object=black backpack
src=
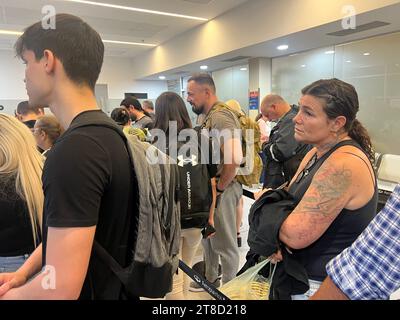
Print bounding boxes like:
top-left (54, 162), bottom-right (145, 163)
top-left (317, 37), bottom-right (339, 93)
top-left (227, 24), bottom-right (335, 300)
top-left (171, 129), bottom-right (216, 229)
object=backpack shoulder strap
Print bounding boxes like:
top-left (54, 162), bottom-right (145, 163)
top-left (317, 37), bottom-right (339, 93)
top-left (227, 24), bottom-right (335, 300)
top-left (67, 111), bottom-right (127, 142)
top-left (201, 102), bottom-right (239, 129)
top-left (67, 111), bottom-right (135, 172)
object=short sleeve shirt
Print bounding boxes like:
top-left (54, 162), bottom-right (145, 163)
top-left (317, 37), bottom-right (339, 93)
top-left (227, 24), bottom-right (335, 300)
top-left (202, 102), bottom-right (241, 175)
top-left (42, 110), bottom-right (137, 300)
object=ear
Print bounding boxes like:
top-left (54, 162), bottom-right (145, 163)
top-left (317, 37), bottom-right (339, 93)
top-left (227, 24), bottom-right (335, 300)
top-left (43, 49), bottom-right (56, 73)
top-left (331, 115), bottom-right (347, 133)
top-left (204, 86), bottom-right (212, 97)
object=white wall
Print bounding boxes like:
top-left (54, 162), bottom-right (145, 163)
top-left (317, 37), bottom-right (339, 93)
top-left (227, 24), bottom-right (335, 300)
top-left (0, 51), bottom-right (167, 115)
top-left (98, 56), bottom-right (167, 99)
top-left (212, 65), bottom-right (249, 112)
top-left (0, 50), bottom-right (27, 114)
top-left (0, 51), bottom-right (26, 99)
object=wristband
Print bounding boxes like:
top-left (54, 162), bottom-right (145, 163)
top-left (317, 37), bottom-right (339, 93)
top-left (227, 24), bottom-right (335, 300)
top-left (216, 185), bottom-right (225, 193)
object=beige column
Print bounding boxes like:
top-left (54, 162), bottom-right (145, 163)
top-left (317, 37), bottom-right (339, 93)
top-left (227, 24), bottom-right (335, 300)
top-left (248, 58), bottom-right (272, 120)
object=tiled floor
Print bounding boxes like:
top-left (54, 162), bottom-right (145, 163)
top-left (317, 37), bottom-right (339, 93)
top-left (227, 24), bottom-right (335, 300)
top-left (186, 195), bottom-right (254, 300)
top-left (141, 195), bottom-right (255, 301)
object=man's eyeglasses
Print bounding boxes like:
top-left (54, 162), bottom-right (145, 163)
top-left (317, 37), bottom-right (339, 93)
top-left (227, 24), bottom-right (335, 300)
top-left (295, 153), bottom-right (318, 183)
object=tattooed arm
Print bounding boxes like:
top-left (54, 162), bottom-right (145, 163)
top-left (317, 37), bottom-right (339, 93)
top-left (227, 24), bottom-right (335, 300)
top-left (279, 152), bottom-right (357, 250)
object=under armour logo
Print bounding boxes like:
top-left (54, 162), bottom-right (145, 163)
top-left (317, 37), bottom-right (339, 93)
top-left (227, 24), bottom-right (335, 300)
top-left (177, 155), bottom-right (198, 167)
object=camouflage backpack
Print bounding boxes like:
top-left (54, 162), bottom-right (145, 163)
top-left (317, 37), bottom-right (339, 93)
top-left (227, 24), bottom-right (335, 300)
top-left (203, 102), bottom-right (263, 187)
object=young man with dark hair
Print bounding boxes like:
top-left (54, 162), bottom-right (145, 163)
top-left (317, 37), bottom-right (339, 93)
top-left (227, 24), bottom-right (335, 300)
top-left (0, 14), bottom-right (137, 300)
top-left (15, 101), bottom-right (44, 129)
top-left (120, 97), bottom-right (153, 130)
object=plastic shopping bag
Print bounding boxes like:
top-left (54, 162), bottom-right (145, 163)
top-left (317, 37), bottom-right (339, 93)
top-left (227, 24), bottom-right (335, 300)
top-left (219, 258), bottom-right (277, 300)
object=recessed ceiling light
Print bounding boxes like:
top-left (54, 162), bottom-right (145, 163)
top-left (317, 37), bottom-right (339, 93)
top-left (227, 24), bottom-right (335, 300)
top-left (301, 64), bottom-right (306, 68)
top-left (159, 76), bottom-right (166, 80)
top-left (103, 40), bottom-right (156, 47)
top-left (200, 65), bottom-right (208, 70)
top-left (240, 67), bottom-right (247, 71)
top-left (277, 45), bottom-right (289, 51)
top-left (64, 0), bottom-right (208, 21)
top-left (363, 52), bottom-right (371, 56)
top-left (325, 50), bottom-right (335, 54)
top-left (346, 60), bottom-right (352, 63)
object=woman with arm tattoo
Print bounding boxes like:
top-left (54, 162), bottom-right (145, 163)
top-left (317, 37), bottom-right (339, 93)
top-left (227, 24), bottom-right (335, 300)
top-left (275, 79), bottom-right (377, 299)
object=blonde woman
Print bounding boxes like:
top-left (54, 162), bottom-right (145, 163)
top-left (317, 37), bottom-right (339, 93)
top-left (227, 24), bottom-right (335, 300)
top-left (225, 99), bottom-right (245, 115)
top-left (33, 115), bottom-right (63, 157)
top-left (0, 114), bottom-right (43, 273)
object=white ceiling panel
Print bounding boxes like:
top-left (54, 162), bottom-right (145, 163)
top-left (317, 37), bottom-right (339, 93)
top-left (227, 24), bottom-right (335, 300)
top-left (0, 0), bottom-right (249, 57)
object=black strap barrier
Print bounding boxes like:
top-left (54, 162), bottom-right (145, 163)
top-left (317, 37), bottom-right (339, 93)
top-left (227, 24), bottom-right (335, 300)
top-left (242, 188), bottom-right (255, 199)
top-left (178, 260), bottom-right (229, 300)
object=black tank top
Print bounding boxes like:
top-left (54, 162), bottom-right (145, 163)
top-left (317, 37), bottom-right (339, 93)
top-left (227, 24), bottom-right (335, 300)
top-left (0, 174), bottom-right (36, 256)
top-left (288, 140), bottom-right (378, 281)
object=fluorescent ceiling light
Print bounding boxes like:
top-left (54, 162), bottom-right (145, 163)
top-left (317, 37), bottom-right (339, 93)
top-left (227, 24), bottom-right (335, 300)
top-left (200, 65), bottom-right (208, 70)
top-left (0, 29), bottom-right (157, 47)
top-left (102, 40), bottom-right (156, 47)
top-left (0, 30), bottom-right (23, 35)
top-left (277, 45), bottom-right (289, 51)
top-left (159, 76), bottom-right (166, 80)
top-left (363, 52), bottom-right (371, 56)
top-left (64, 0), bottom-right (208, 21)
top-left (240, 67), bottom-right (247, 71)
top-left (325, 50), bottom-right (335, 54)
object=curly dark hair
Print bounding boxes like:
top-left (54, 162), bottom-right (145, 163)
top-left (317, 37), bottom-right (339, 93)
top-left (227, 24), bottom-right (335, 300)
top-left (111, 107), bottom-right (130, 126)
top-left (302, 78), bottom-right (374, 165)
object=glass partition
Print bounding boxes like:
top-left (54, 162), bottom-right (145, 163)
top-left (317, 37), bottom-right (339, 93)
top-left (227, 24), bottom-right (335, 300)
top-left (272, 32), bottom-right (400, 154)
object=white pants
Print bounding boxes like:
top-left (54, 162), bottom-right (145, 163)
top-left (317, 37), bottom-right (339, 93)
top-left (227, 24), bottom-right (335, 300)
top-left (165, 228), bottom-right (202, 300)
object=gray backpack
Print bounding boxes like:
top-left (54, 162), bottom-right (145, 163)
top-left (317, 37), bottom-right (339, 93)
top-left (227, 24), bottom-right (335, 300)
top-left (70, 112), bottom-right (181, 298)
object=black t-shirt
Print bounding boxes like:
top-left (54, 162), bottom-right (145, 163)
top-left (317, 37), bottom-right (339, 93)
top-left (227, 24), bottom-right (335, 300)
top-left (42, 110), bottom-right (138, 299)
top-left (0, 174), bottom-right (36, 256)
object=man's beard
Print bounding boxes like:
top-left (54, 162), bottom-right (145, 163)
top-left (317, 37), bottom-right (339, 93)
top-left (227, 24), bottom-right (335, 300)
top-left (191, 104), bottom-right (204, 115)
top-left (130, 114), bottom-right (137, 122)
